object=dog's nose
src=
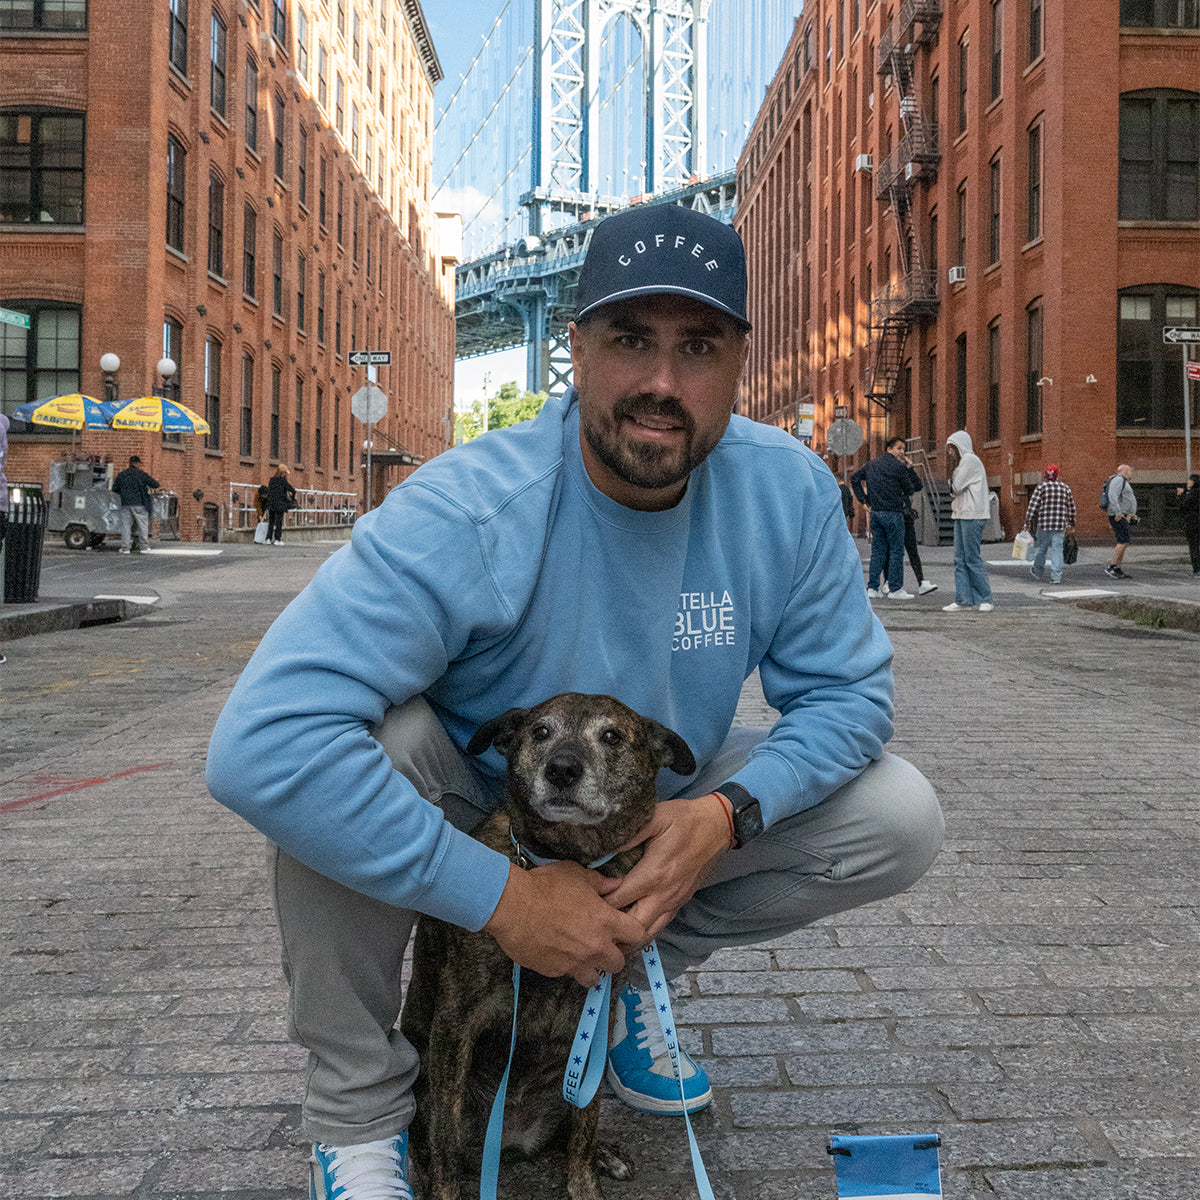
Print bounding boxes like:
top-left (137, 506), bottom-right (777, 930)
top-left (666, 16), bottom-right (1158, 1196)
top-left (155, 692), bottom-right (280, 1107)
top-left (544, 755), bottom-right (582, 789)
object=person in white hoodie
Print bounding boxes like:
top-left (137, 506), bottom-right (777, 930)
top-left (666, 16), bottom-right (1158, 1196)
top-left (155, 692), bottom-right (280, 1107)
top-left (942, 430), bottom-right (995, 611)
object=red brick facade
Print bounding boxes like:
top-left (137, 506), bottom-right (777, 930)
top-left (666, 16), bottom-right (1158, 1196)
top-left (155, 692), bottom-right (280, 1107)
top-left (1, 0), bottom-right (455, 540)
top-left (735, 0), bottom-right (1200, 538)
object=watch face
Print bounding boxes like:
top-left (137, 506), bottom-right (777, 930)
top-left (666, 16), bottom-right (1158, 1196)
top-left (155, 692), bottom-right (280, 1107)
top-left (735, 800), bottom-right (764, 844)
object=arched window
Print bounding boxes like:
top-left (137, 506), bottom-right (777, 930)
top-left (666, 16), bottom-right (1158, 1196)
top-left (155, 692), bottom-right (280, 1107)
top-left (1119, 89), bottom-right (1199, 221)
top-left (1118, 285), bottom-right (1200, 429)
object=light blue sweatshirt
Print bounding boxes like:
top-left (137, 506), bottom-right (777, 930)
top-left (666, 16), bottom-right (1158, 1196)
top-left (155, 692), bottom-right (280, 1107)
top-left (206, 391), bottom-right (895, 932)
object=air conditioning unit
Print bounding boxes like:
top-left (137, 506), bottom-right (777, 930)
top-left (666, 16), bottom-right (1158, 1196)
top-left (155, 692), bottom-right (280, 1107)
top-left (904, 162), bottom-right (919, 181)
top-left (948, 265), bottom-right (967, 284)
top-left (855, 154), bottom-right (873, 172)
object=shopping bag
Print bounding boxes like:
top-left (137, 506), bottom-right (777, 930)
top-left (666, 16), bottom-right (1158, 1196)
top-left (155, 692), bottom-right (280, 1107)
top-left (1011, 530), bottom-right (1034, 560)
top-left (253, 520), bottom-right (269, 544)
top-left (1063, 532), bottom-right (1079, 565)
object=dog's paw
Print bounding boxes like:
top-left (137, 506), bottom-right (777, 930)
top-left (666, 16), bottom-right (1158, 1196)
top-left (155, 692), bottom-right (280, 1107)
top-left (595, 1141), bottom-right (633, 1181)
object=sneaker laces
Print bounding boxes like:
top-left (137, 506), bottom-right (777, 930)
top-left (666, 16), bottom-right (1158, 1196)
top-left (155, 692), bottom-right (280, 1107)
top-left (630, 987), bottom-right (670, 1059)
top-left (317, 1139), bottom-right (414, 1200)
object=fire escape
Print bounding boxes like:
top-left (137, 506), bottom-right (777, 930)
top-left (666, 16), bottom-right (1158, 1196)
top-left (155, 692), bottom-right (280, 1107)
top-left (865, 0), bottom-right (943, 409)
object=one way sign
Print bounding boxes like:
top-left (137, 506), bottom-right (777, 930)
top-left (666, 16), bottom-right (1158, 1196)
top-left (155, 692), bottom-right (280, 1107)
top-left (1163, 327), bottom-right (1200, 344)
top-left (349, 349), bottom-right (391, 365)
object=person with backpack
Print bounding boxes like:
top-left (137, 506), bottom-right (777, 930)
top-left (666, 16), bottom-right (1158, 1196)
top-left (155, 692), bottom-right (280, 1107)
top-left (1102, 465), bottom-right (1137, 579)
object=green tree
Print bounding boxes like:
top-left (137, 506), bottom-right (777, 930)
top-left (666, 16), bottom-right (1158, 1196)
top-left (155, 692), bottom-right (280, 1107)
top-left (455, 381), bottom-right (549, 443)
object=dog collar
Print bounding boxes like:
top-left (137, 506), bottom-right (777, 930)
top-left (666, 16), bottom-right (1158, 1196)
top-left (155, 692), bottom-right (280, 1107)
top-left (509, 830), bottom-right (618, 872)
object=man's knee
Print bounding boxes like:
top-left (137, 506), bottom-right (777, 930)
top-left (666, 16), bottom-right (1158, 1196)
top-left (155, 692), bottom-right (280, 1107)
top-left (850, 753), bottom-right (944, 890)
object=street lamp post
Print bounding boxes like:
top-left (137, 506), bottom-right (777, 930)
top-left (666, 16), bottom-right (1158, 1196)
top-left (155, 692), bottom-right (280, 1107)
top-left (100, 353), bottom-right (120, 403)
top-left (157, 357), bottom-right (177, 398)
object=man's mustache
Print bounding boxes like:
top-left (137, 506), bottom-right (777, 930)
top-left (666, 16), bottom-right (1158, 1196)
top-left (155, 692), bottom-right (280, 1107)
top-left (613, 396), bottom-right (693, 433)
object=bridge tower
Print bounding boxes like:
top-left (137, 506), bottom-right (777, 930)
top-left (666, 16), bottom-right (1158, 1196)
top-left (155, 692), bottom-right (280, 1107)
top-left (513, 0), bottom-right (714, 390)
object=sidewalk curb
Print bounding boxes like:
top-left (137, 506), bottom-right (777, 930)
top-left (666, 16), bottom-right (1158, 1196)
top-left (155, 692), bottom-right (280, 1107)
top-left (0, 596), bottom-right (157, 641)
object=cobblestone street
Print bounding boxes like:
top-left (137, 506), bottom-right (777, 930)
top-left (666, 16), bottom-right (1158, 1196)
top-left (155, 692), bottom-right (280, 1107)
top-left (2, 539), bottom-right (1197, 1199)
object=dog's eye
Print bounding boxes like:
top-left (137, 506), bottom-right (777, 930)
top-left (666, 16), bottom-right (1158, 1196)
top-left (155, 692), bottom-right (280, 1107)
top-left (530, 724), bottom-right (551, 742)
top-left (600, 728), bottom-right (624, 747)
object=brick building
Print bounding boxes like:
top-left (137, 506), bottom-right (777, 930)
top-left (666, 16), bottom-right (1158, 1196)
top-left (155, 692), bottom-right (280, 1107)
top-left (735, 0), bottom-right (1200, 539)
top-left (1, 0), bottom-right (456, 541)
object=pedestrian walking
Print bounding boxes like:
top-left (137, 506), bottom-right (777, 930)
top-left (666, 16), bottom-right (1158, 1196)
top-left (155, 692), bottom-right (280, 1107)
top-left (941, 430), bottom-right (995, 612)
top-left (850, 437), bottom-right (922, 600)
top-left (111, 455), bottom-right (159, 554)
top-left (264, 465), bottom-right (296, 545)
top-left (880, 451), bottom-right (938, 596)
top-left (1021, 464), bottom-right (1076, 585)
top-left (207, 204), bottom-right (944, 1200)
top-left (1104, 465), bottom-right (1138, 580)
top-left (1177, 473), bottom-right (1200, 576)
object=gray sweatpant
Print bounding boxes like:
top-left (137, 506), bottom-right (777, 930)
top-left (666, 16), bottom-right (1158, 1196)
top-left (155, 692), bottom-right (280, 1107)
top-left (272, 697), bottom-right (944, 1145)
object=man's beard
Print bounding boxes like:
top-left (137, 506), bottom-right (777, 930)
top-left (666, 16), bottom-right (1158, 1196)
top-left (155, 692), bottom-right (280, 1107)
top-left (581, 396), bottom-right (724, 493)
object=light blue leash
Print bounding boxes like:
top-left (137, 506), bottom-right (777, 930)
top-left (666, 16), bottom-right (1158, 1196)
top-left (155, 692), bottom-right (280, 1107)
top-left (480, 939), bottom-right (714, 1200)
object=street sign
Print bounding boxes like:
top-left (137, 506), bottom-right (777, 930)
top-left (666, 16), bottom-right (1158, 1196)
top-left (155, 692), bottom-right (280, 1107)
top-left (0, 307), bottom-right (31, 330)
top-left (348, 349), bottom-right (392, 366)
top-left (351, 384), bottom-right (388, 424)
top-left (827, 417), bottom-right (864, 456)
top-left (1187, 361), bottom-right (1200, 383)
top-left (1163, 327), bottom-right (1200, 344)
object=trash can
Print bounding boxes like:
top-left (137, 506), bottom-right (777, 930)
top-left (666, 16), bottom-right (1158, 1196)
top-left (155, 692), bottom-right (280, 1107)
top-left (3, 482), bottom-right (50, 603)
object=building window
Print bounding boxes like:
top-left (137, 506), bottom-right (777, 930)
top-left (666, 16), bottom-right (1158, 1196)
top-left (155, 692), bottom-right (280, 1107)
top-left (243, 203), bottom-right (257, 298)
top-left (928, 209), bottom-right (939, 276)
top-left (240, 353), bottom-right (254, 456)
top-left (271, 0), bottom-right (285, 44)
top-left (273, 91), bottom-right (286, 179)
top-left (957, 34), bottom-right (969, 134)
top-left (297, 252), bottom-right (306, 330)
top-left (1028, 0), bottom-right (1043, 60)
top-left (351, 101), bottom-right (359, 160)
top-left (1119, 90), bottom-right (1199, 222)
top-left (955, 182), bottom-right (967, 266)
top-left (988, 157), bottom-right (1001, 264)
top-left (166, 134), bottom-right (186, 252)
top-left (1025, 300), bottom-right (1043, 434)
top-left (334, 395), bottom-right (341, 471)
top-left (0, 0), bottom-right (87, 30)
top-left (210, 13), bottom-right (227, 116)
top-left (294, 376), bottom-right (304, 464)
top-left (317, 41), bottom-right (328, 109)
top-left (270, 364), bottom-right (281, 459)
top-left (352, 199), bottom-right (359, 262)
top-left (335, 287), bottom-right (343, 354)
top-left (0, 110), bottom-right (85, 225)
top-left (298, 124), bottom-right (308, 205)
top-left (245, 56), bottom-right (259, 151)
top-left (336, 178), bottom-right (344, 244)
top-left (272, 227), bottom-right (284, 317)
top-left (1027, 121), bottom-right (1042, 241)
top-left (317, 269), bottom-right (326, 342)
top-left (0, 301), bottom-right (80, 417)
top-left (161, 316), bottom-right (183, 443)
top-left (335, 73), bottom-right (345, 135)
top-left (315, 384), bottom-right (323, 467)
top-left (207, 171), bottom-right (224, 276)
top-left (204, 335), bottom-right (221, 450)
top-left (990, 0), bottom-right (1002, 102)
top-left (1120, 0), bottom-right (1199, 27)
top-left (1118, 286), bottom-right (1200, 428)
top-left (319, 154), bottom-right (327, 226)
top-left (955, 333), bottom-right (968, 429)
top-left (352, 7), bottom-right (360, 61)
top-left (987, 320), bottom-right (1001, 441)
top-left (297, 7), bottom-right (309, 79)
top-left (824, 17), bottom-right (832, 83)
top-left (803, 22), bottom-right (814, 73)
top-left (169, 0), bottom-right (187, 75)
top-left (336, 0), bottom-right (344, 39)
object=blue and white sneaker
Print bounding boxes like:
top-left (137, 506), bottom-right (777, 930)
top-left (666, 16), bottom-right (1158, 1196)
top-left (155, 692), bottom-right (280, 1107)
top-left (606, 981), bottom-right (713, 1114)
top-left (310, 1129), bottom-right (416, 1200)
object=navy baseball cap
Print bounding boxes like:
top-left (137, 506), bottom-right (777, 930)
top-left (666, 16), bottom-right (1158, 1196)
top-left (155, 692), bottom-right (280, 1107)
top-left (575, 204), bottom-right (751, 330)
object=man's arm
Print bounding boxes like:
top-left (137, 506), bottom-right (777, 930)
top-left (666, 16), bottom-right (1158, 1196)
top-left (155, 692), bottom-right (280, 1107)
top-left (849, 462), bottom-right (870, 506)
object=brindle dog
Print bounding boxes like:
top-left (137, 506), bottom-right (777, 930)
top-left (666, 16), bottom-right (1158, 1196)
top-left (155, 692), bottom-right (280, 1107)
top-left (400, 692), bottom-right (696, 1200)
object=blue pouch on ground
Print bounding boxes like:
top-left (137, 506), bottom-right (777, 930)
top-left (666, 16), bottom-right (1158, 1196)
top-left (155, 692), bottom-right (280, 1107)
top-left (827, 1133), bottom-right (943, 1197)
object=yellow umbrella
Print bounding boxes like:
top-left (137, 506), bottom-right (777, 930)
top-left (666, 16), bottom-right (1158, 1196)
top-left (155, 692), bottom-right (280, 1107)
top-left (13, 393), bottom-right (112, 430)
top-left (106, 396), bottom-right (210, 434)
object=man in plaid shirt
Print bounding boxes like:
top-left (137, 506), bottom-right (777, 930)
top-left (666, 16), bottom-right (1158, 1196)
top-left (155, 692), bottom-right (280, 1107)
top-left (1022, 465), bottom-right (1076, 584)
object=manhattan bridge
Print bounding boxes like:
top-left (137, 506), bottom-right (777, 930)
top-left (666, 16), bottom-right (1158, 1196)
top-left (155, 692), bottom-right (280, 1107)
top-left (435, 0), bottom-right (803, 394)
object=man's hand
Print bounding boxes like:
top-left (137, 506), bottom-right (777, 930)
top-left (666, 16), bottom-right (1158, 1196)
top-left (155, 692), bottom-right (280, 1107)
top-left (483, 859), bottom-right (649, 987)
top-left (600, 794), bottom-right (733, 941)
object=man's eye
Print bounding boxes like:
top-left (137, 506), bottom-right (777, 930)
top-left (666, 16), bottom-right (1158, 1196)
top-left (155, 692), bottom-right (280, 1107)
top-left (615, 334), bottom-right (647, 350)
top-left (531, 724), bottom-right (551, 742)
top-left (683, 340), bottom-right (715, 356)
top-left (600, 728), bottom-right (623, 746)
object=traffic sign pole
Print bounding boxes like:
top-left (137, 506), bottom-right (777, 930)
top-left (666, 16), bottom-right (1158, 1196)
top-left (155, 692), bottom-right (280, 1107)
top-left (1185, 347), bottom-right (1193, 478)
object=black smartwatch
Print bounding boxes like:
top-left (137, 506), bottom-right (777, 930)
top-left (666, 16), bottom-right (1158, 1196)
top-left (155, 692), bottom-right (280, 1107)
top-left (719, 781), bottom-right (764, 848)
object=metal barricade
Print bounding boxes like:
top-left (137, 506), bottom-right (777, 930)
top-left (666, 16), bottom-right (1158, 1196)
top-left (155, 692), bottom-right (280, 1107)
top-left (227, 482), bottom-right (357, 532)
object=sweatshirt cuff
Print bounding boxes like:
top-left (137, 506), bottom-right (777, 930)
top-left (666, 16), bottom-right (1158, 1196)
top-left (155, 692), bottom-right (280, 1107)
top-left (727, 750), bottom-right (809, 829)
top-left (418, 826), bottom-right (512, 932)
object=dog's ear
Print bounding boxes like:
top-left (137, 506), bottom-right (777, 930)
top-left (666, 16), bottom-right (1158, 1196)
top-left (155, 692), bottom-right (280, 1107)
top-left (466, 708), bottom-right (527, 759)
top-left (645, 720), bottom-right (696, 776)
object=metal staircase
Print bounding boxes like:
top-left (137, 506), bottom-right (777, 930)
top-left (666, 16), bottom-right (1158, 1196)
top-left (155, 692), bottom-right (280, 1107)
top-left (905, 439), bottom-right (953, 545)
top-left (865, 0), bottom-right (943, 409)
